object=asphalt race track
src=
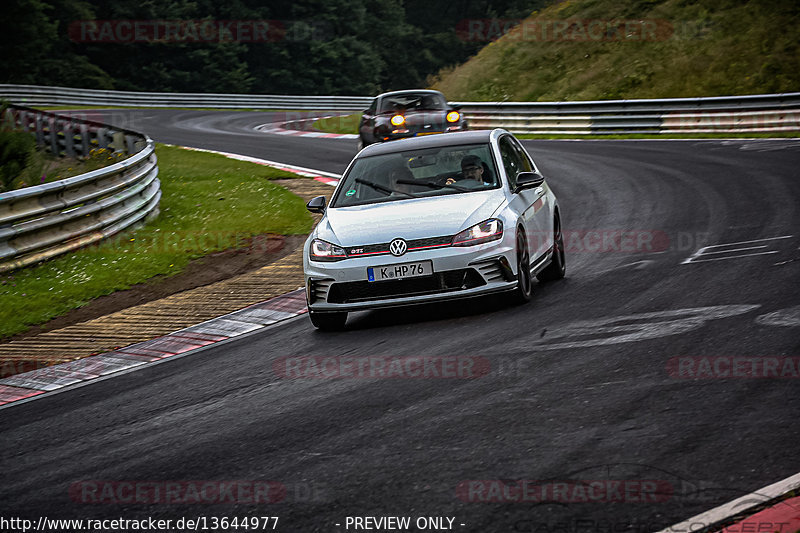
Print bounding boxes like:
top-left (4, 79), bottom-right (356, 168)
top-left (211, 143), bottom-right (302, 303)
top-left (1, 110), bottom-right (799, 532)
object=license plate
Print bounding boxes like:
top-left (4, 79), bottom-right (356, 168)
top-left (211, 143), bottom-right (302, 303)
top-left (416, 131), bottom-right (442, 136)
top-left (367, 260), bottom-right (433, 282)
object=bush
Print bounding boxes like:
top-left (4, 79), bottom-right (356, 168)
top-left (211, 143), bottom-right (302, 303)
top-left (0, 128), bottom-right (35, 193)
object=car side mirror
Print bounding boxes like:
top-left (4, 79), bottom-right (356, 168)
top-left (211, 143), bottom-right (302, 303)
top-left (449, 103), bottom-right (462, 110)
top-left (514, 171), bottom-right (545, 193)
top-left (306, 195), bottom-right (327, 213)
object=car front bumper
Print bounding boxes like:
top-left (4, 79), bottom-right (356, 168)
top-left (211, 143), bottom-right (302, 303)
top-left (380, 124), bottom-right (467, 142)
top-left (304, 239), bottom-right (518, 312)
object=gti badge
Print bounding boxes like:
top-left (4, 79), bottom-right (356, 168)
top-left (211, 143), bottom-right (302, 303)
top-left (389, 238), bottom-right (408, 256)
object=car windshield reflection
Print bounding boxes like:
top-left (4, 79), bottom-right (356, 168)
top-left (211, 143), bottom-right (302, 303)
top-left (331, 143), bottom-right (500, 208)
top-left (378, 93), bottom-right (447, 113)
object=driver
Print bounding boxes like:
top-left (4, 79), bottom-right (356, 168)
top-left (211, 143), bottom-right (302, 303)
top-left (446, 155), bottom-right (484, 185)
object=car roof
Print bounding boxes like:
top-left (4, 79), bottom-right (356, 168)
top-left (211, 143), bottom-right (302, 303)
top-left (375, 89), bottom-right (444, 100)
top-left (356, 130), bottom-right (504, 158)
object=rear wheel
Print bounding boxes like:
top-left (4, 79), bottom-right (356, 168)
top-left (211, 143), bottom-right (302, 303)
top-left (309, 310), bottom-right (348, 331)
top-left (511, 229), bottom-right (533, 303)
top-left (537, 213), bottom-right (566, 282)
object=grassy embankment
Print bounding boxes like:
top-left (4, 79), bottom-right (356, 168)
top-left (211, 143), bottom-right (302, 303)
top-left (313, 0), bottom-right (799, 137)
top-left (431, 0), bottom-right (799, 101)
top-left (0, 145), bottom-right (311, 338)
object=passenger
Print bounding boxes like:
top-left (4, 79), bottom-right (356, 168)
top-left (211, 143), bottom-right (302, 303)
top-left (382, 160), bottom-right (415, 195)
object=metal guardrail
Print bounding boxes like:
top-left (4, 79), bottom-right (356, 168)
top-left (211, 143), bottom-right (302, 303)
top-left (0, 84), bottom-right (372, 111)
top-left (2, 84), bottom-right (799, 135)
top-left (0, 104), bottom-right (160, 273)
top-left (456, 93), bottom-right (800, 134)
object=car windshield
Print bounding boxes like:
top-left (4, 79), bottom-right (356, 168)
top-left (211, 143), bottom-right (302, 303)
top-left (331, 143), bottom-right (500, 208)
top-left (378, 93), bottom-right (447, 113)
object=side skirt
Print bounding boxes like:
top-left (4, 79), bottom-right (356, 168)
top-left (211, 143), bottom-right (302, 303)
top-left (529, 247), bottom-right (554, 276)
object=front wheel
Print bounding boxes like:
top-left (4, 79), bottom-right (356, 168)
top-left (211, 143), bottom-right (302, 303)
top-left (309, 310), bottom-right (348, 331)
top-left (537, 213), bottom-right (566, 282)
top-left (511, 229), bottom-right (533, 304)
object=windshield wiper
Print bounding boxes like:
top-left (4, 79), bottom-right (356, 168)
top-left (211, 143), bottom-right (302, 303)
top-left (355, 178), bottom-right (418, 198)
top-left (395, 179), bottom-right (473, 192)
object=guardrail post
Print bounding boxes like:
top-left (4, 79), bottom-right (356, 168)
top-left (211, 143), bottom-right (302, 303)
top-left (79, 124), bottom-right (90, 156)
top-left (97, 127), bottom-right (108, 149)
top-left (48, 117), bottom-right (58, 154)
top-left (34, 115), bottom-right (44, 146)
top-left (63, 121), bottom-right (75, 158)
top-left (111, 131), bottom-right (124, 153)
top-left (125, 134), bottom-right (136, 155)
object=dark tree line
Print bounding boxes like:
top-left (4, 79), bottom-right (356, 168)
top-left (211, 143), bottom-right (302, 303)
top-left (1, 0), bottom-right (543, 95)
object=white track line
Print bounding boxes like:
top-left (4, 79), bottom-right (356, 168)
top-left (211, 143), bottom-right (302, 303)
top-left (656, 471), bottom-right (800, 532)
top-left (0, 314), bottom-right (309, 412)
top-left (173, 145), bottom-right (342, 180)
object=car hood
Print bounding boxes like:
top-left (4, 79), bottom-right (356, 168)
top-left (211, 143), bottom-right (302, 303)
top-left (318, 191), bottom-right (505, 246)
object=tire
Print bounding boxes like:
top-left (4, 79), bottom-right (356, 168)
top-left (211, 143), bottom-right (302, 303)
top-left (511, 229), bottom-right (533, 304)
top-left (537, 213), bottom-right (566, 282)
top-left (309, 310), bottom-right (348, 331)
top-left (357, 137), bottom-right (366, 151)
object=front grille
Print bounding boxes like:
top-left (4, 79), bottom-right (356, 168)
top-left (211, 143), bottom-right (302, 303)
top-left (347, 243), bottom-right (388, 255)
top-left (346, 235), bottom-right (453, 258)
top-left (408, 236), bottom-right (453, 249)
top-left (327, 268), bottom-right (485, 304)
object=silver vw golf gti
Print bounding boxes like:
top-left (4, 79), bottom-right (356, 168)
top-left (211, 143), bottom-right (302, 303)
top-left (303, 129), bottom-right (565, 330)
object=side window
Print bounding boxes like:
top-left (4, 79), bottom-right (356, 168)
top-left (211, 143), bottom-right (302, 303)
top-left (366, 99), bottom-right (377, 115)
top-left (499, 137), bottom-right (524, 189)
top-left (510, 139), bottom-right (533, 173)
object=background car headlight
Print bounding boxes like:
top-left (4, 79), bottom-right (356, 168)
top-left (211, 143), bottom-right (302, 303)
top-left (310, 239), bottom-right (347, 261)
top-left (452, 219), bottom-right (503, 246)
top-left (446, 111), bottom-right (461, 123)
top-left (391, 114), bottom-right (406, 126)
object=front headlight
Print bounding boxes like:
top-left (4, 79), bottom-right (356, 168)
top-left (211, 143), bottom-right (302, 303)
top-left (452, 219), bottom-right (503, 246)
top-left (310, 239), bottom-right (347, 261)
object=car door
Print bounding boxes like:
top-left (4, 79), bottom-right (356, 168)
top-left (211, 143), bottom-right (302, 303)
top-left (359, 99), bottom-right (378, 143)
top-left (499, 135), bottom-right (551, 258)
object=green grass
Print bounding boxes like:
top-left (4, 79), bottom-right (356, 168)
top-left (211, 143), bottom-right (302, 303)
top-left (431, 0), bottom-right (800, 101)
top-left (0, 144), bottom-right (312, 338)
top-left (313, 113), bottom-right (362, 135)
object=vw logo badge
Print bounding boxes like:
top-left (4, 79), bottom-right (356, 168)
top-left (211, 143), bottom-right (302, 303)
top-left (389, 238), bottom-right (408, 256)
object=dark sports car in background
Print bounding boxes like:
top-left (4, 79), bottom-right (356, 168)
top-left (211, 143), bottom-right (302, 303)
top-left (357, 89), bottom-right (467, 150)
